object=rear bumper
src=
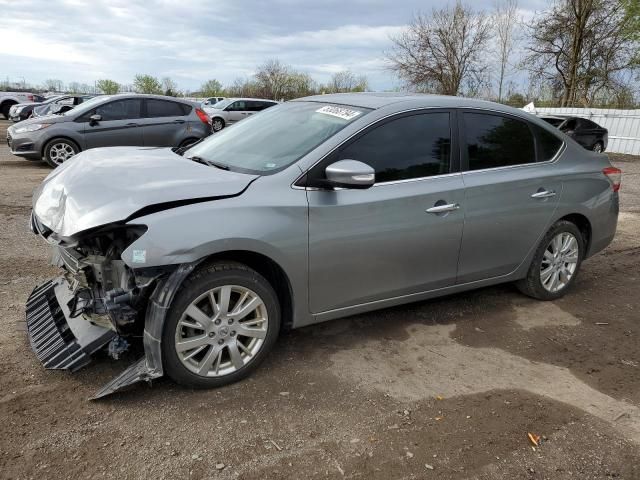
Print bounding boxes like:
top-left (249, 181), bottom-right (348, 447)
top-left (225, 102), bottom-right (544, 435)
top-left (25, 278), bottom-right (116, 371)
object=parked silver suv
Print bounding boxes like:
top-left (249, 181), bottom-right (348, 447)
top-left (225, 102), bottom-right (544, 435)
top-left (26, 93), bottom-right (620, 397)
top-left (7, 94), bottom-right (211, 167)
top-left (203, 97), bottom-right (278, 131)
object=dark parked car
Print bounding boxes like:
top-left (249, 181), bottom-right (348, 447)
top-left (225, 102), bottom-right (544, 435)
top-left (541, 115), bottom-right (608, 152)
top-left (7, 94), bottom-right (47, 121)
top-left (7, 94), bottom-right (212, 167)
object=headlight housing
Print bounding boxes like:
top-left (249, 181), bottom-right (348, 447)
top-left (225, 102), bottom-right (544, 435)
top-left (13, 123), bottom-right (52, 134)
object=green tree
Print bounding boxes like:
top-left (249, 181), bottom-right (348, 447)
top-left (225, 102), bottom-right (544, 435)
top-left (133, 74), bottom-right (162, 94)
top-left (201, 79), bottom-right (223, 97)
top-left (96, 79), bottom-right (120, 94)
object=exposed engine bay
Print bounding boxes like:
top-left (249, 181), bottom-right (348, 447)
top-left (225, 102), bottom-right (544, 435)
top-left (26, 214), bottom-right (191, 398)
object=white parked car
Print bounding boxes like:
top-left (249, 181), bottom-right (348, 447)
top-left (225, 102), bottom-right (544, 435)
top-left (203, 98), bottom-right (278, 132)
top-left (0, 92), bottom-right (42, 119)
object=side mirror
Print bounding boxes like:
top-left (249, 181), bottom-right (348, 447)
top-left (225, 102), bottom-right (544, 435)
top-left (89, 114), bottom-right (102, 125)
top-left (325, 160), bottom-right (375, 189)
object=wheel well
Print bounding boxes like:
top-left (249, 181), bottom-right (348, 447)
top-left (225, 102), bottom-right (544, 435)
top-left (212, 116), bottom-right (225, 124)
top-left (1, 100), bottom-right (17, 108)
top-left (41, 136), bottom-right (81, 158)
top-left (559, 213), bottom-right (592, 252)
top-left (198, 251), bottom-right (294, 330)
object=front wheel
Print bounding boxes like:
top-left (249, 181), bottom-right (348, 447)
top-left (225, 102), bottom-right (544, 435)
top-left (212, 117), bottom-right (225, 132)
top-left (43, 138), bottom-right (79, 168)
top-left (162, 261), bottom-right (281, 389)
top-left (516, 220), bottom-right (585, 300)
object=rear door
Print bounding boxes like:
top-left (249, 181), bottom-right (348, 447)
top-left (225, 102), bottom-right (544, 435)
top-left (81, 98), bottom-right (144, 148)
top-left (141, 98), bottom-right (191, 147)
top-left (306, 110), bottom-right (465, 313)
top-left (456, 111), bottom-right (564, 283)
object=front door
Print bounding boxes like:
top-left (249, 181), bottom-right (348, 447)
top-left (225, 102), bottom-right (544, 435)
top-left (456, 111), bottom-right (563, 283)
top-left (306, 111), bottom-right (465, 313)
top-left (82, 98), bottom-right (143, 149)
top-left (225, 100), bottom-right (249, 124)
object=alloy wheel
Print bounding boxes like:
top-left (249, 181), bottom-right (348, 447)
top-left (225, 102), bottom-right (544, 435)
top-left (212, 119), bottom-right (223, 132)
top-left (48, 142), bottom-right (76, 165)
top-left (540, 232), bottom-right (579, 293)
top-left (593, 143), bottom-right (603, 153)
top-left (174, 285), bottom-right (268, 377)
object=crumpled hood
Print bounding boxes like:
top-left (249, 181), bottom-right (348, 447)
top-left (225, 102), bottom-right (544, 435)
top-left (33, 147), bottom-right (258, 237)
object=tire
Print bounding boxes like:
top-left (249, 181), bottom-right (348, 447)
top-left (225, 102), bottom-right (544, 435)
top-left (516, 220), bottom-right (585, 300)
top-left (212, 117), bottom-right (225, 132)
top-left (592, 141), bottom-right (604, 153)
top-left (162, 261), bottom-right (281, 389)
top-left (1, 102), bottom-right (15, 120)
top-left (43, 138), bottom-right (79, 168)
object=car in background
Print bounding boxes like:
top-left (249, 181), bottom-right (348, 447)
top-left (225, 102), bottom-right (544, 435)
top-left (30, 94), bottom-right (96, 119)
top-left (540, 115), bottom-right (608, 152)
top-left (0, 92), bottom-right (43, 119)
top-left (203, 97), bottom-right (278, 132)
top-left (7, 94), bottom-right (211, 167)
top-left (202, 96), bottom-right (225, 107)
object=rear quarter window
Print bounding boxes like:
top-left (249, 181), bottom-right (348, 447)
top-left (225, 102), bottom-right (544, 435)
top-left (146, 99), bottom-right (188, 117)
top-left (531, 124), bottom-right (563, 162)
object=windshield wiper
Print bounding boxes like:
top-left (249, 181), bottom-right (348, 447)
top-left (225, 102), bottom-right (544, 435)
top-left (187, 156), bottom-right (230, 170)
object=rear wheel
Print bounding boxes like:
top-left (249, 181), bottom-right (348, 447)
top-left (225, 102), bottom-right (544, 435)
top-left (162, 261), bottom-right (281, 389)
top-left (516, 220), bottom-right (584, 300)
top-left (212, 117), bottom-right (225, 132)
top-left (43, 138), bottom-right (79, 168)
top-left (592, 141), bottom-right (604, 153)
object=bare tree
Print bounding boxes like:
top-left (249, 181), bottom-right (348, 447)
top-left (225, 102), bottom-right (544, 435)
top-left (524, 0), bottom-right (638, 107)
top-left (161, 77), bottom-right (179, 96)
top-left (387, 2), bottom-right (493, 95)
top-left (326, 71), bottom-right (369, 93)
top-left (254, 59), bottom-right (294, 100)
top-left (494, 0), bottom-right (519, 102)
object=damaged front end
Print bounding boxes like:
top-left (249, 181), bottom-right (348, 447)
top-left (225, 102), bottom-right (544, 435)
top-left (26, 213), bottom-right (190, 398)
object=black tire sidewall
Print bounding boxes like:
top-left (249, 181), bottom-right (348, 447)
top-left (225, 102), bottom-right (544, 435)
top-left (212, 118), bottom-right (224, 132)
top-left (162, 264), bottom-right (281, 389)
top-left (521, 221), bottom-right (585, 300)
top-left (44, 138), bottom-right (79, 168)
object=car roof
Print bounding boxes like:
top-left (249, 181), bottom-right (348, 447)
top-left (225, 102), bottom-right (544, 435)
top-left (104, 93), bottom-right (196, 105)
top-left (227, 97), bottom-right (278, 102)
top-left (294, 92), bottom-right (529, 116)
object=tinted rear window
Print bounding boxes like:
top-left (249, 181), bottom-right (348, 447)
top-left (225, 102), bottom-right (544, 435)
top-left (463, 112), bottom-right (535, 170)
top-left (146, 99), bottom-right (189, 117)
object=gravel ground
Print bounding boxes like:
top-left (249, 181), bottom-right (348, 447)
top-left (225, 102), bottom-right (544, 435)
top-left (1, 118), bottom-right (639, 480)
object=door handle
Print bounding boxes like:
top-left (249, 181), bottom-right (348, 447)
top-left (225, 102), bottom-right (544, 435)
top-left (173, 119), bottom-right (186, 124)
top-left (531, 190), bottom-right (556, 199)
top-left (126, 122), bottom-right (138, 127)
top-left (426, 203), bottom-right (460, 214)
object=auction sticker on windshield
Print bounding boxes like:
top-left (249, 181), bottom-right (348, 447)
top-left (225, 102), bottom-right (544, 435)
top-left (316, 105), bottom-right (362, 121)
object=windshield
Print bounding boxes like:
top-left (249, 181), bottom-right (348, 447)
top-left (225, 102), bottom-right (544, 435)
top-left (210, 98), bottom-right (233, 109)
top-left (64, 95), bottom-right (110, 116)
top-left (185, 102), bottom-right (370, 174)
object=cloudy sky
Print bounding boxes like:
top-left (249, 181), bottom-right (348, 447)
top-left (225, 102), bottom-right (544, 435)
top-left (0, 0), bottom-right (546, 92)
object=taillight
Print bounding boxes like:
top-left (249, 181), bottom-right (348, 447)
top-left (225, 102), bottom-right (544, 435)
top-left (603, 166), bottom-right (622, 192)
top-left (195, 108), bottom-right (210, 125)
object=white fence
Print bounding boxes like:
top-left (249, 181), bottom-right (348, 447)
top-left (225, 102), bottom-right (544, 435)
top-left (524, 107), bottom-right (640, 155)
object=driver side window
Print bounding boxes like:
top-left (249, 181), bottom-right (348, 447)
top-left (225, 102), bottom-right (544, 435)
top-left (334, 112), bottom-right (452, 183)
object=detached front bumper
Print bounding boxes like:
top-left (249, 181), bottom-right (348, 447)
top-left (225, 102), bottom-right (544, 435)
top-left (25, 278), bottom-right (116, 371)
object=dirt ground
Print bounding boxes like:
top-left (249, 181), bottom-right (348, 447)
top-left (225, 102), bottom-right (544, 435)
top-left (1, 117), bottom-right (639, 480)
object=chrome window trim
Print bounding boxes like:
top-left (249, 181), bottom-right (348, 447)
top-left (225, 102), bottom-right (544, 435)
top-left (461, 142), bottom-right (566, 176)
